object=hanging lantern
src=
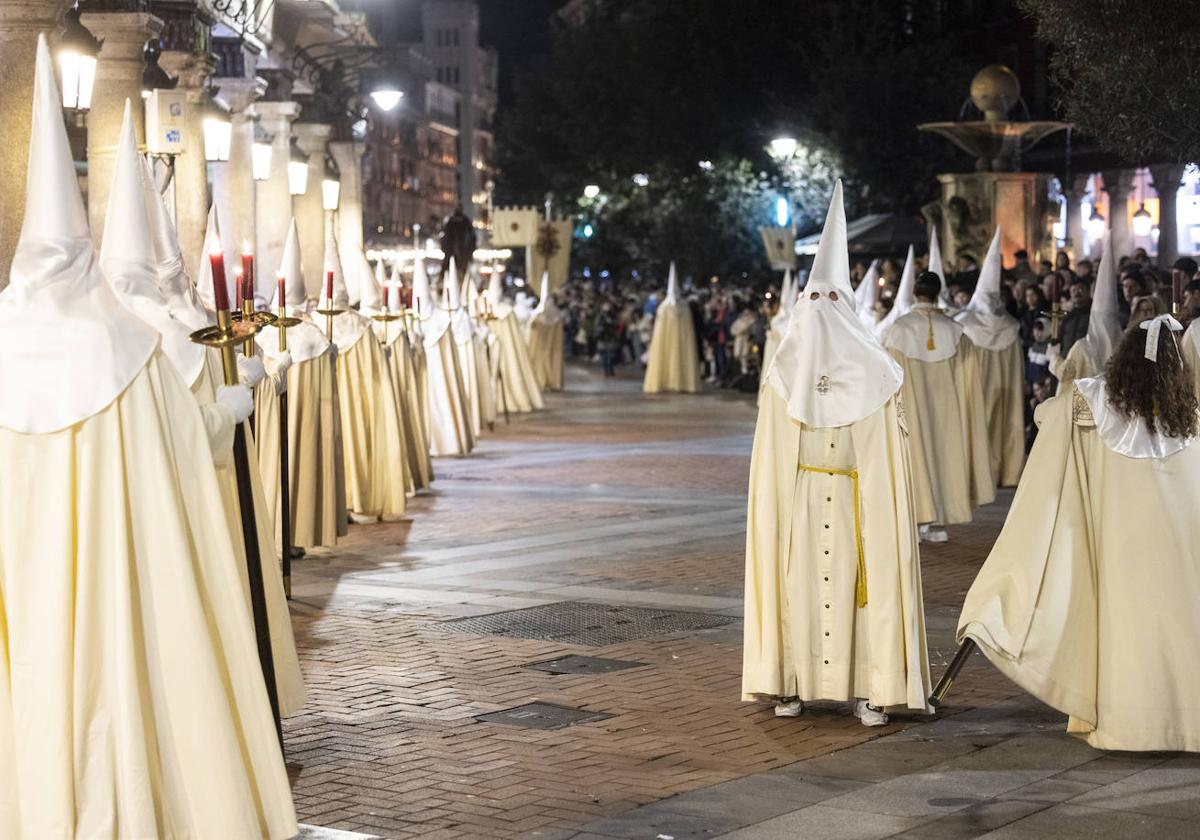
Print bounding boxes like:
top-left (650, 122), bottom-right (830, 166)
top-left (321, 154), bottom-right (341, 211)
top-left (287, 138), bottom-right (309, 196)
top-left (58, 5), bottom-right (100, 113)
top-left (1132, 202), bottom-right (1154, 238)
top-left (202, 93), bottom-right (232, 162)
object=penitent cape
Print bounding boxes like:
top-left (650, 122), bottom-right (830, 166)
top-left (958, 375), bottom-right (1200, 751)
top-left (744, 180), bottom-right (931, 711)
top-left (527, 271), bottom-right (565, 391)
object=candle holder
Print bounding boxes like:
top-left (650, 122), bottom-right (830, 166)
top-left (1040, 301), bottom-right (1064, 343)
top-left (313, 306), bottom-right (345, 341)
top-left (273, 308), bottom-right (303, 353)
top-left (191, 310), bottom-right (269, 386)
top-left (372, 311), bottom-right (400, 345)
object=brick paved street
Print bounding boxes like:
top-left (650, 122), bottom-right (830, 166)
top-left (285, 366), bottom-right (1043, 840)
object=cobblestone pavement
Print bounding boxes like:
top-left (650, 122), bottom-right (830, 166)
top-left (285, 365), bottom-right (1097, 840)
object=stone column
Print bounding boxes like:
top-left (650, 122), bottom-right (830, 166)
top-left (211, 78), bottom-right (264, 258)
top-left (0, 0), bottom-right (70, 287)
top-left (330, 139), bottom-right (366, 297)
top-left (1103, 169), bottom-right (1136, 261)
top-left (160, 49), bottom-right (215, 279)
top-left (254, 100), bottom-right (300, 283)
top-left (1063, 174), bottom-right (1089, 267)
top-left (292, 121), bottom-right (332, 299)
top-left (81, 11), bottom-right (163, 244)
top-left (1150, 164), bottom-right (1186, 268)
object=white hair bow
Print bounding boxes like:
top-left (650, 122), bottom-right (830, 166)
top-left (1140, 313), bottom-right (1183, 362)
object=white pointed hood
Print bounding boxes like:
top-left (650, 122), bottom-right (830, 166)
top-left (358, 251), bottom-right (383, 313)
top-left (415, 253), bottom-right (450, 345)
top-left (487, 260), bottom-right (503, 307)
top-left (532, 271), bottom-right (563, 324)
top-left (955, 229), bottom-right (1020, 350)
top-left (770, 269), bottom-right (796, 330)
top-left (269, 218), bottom-right (308, 314)
top-left (141, 157), bottom-right (209, 330)
top-left (0, 35), bottom-right (157, 434)
top-left (921, 224), bottom-right (950, 309)
top-left (875, 245), bottom-right (915, 340)
top-left (766, 180), bottom-right (902, 428)
top-left (664, 261), bottom-right (680, 305)
top-left (195, 203), bottom-right (234, 312)
top-left (101, 100), bottom-right (205, 386)
top-left (387, 260), bottom-right (405, 314)
top-left (1076, 230), bottom-right (1122, 373)
top-left (448, 257), bottom-right (474, 344)
top-left (854, 259), bottom-right (883, 331)
top-left (318, 218), bottom-right (370, 352)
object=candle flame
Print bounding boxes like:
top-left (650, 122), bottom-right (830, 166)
top-left (242, 239), bottom-right (252, 255)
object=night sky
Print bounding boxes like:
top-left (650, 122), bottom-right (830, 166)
top-left (340, 0), bottom-right (572, 106)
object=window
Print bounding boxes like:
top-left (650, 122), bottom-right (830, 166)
top-left (452, 28), bottom-right (460, 47)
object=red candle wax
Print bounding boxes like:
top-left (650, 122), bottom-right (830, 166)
top-left (326, 270), bottom-right (334, 304)
top-left (277, 273), bottom-right (286, 309)
top-left (241, 251), bottom-right (255, 306)
top-left (209, 251), bottom-right (229, 312)
top-left (234, 267), bottom-right (245, 308)
top-left (382, 284), bottom-right (390, 309)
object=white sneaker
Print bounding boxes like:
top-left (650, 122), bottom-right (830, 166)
top-left (924, 528), bottom-right (949, 543)
top-left (854, 699), bottom-right (889, 726)
top-left (348, 511), bottom-right (378, 525)
top-left (774, 699), bottom-right (804, 717)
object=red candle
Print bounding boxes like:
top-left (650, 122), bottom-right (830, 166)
top-left (382, 283), bottom-right (390, 310)
top-left (325, 269), bottom-right (334, 304)
top-left (234, 267), bottom-right (245, 308)
top-left (241, 248), bottom-right (255, 307)
top-left (209, 251), bottom-right (229, 312)
top-left (277, 273), bottom-right (286, 309)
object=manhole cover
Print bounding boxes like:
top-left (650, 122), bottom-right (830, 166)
top-left (525, 655), bottom-right (646, 675)
top-left (476, 702), bottom-right (614, 730)
top-left (440, 601), bottom-right (735, 646)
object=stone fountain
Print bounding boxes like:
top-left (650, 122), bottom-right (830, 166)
top-left (919, 65), bottom-right (1069, 267)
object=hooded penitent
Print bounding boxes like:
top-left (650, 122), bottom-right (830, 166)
top-left (766, 182), bottom-right (902, 429)
top-left (1074, 230), bottom-right (1122, 376)
top-left (318, 218), bottom-right (371, 353)
top-left (532, 271), bottom-right (562, 324)
top-left (0, 36), bottom-right (298, 838)
top-left (0, 38), bottom-right (158, 435)
top-left (928, 226), bottom-right (952, 309)
top-left (527, 270), bottom-right (566, 391)
top-left (665, 261), bottom-right (679, 305)
top-left (744, 178), bottom-right (931, 714)
top-left (956, 230), bottom-right (1020, 351)
top-left (854, 259), bottom-right (881, 331)
top-left (643, 258), bottom-right (700, 394)
top-left (101, 99), bottom-right (206, 387)
top-left (874, 245), bottom-right (915, 341)
top-left (142, 157), bottom-right (210, 331)
top-left (259, 218), bottom-right (329, 365)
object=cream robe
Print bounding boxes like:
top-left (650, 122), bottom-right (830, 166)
top-left (453, 321), bottom-right (485, 438)
top-left (406, 326), bottom-right (436, 483)
top-left (958, 384), bottom-right (1200, 751)
top-left (963, 340), bottom-right (1025, 487)
top-left (1181, 322), bottom-right (1200, 395)
top-left (0, 355), bottom-right (296, 839)
top-left (743, 388), bottom-right (931, 710)
top-left (425, 325), bottom-right (476, 456)
top-left (254, 346), bottom-right (348, 550)
top-left (373, 322), bottom-right (432, 493)
top-left (644, 301), bottom-right (700, 394)
top-left (490, 306), bottom-right (545, 412)
top-left (886, 308), bottom-right (993, 525)
top-left (194, 351), bottom-right (306, 716)
top-left (336, 329), bottom-right (408, 520)
top-left (527, 315), bottom-right (564, 391)
top-left (1051, 340), bottom-right (1106, 392)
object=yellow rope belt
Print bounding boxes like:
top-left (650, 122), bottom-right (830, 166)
top-left (797, 464), bottom-right (867, 608)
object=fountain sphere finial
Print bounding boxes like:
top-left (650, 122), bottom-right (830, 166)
top-left (970, 65), bottom-right (1021, 122)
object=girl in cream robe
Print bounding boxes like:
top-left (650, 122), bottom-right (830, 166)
top-left (955, 231), bottom-right (1025, 487)
top-left (884, 296), bottom-right (993, 533)
top-left (958, 316), bottom-right (1200, 751)
top-left (0, 41), bottom-right (296, 837)
top-left (744, 182), bottom-right (931, 723)
top-left (644, 261), bottom-right (701, 394)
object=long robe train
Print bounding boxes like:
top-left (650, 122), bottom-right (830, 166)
top-left (426, 328), bottom-right (475, 457)
top-left (491, 310), bottom-right (544, 412)
top-left (644, 302), bottom-right (700, 394)
top-left (527, 317), bottom-right (564, 391)
top-left (0, 355), bottom-right (296, 839)
top-left (963, 340), bottom-right (1025, 487)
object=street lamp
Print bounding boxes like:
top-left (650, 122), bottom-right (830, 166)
top-left (141, 39), bottom-right (175, 99)
top-left (322, 154), bottom-right (341, 211)
top-left (58, 5), bottom-right (100, 114)
top-left (633, 173), bottom-right (649, 187)
top-left (1132, 202), bottom-right (1153, 238)
top-left (202, 93), bottom-right (232, 162)
top-left (251, 124), bottom-right (273, 182)
top-left (1087, 204), bottom-right (1106, 241)
top-left (768, 136), bottom-right (799, 161)
top-left (775, 196), bottom-right (790, 227)
top-left (583, 184), bottom-right (601, 199)
top-left (369, 88), bottom-right (403, 111)
top-left (288, 138), bottom-right (309, 196)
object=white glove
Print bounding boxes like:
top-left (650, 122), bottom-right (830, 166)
top-left (217, 384), bottom-right (255, 424)
top-left (265, 350), bottom-right (292, 395)
top-left (237, 354), bottom-right (266, 387)
top-left (1046, 343), bottom-right (1061, 364)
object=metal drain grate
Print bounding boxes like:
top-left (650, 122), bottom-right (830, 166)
top-left (440, 600), bottom-right (735, 646)
top-left (476, 702), bottom-right (614, 730)
top-left (525, 655), bottom-right (646, 675)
